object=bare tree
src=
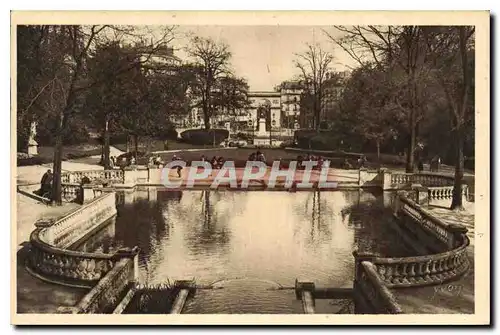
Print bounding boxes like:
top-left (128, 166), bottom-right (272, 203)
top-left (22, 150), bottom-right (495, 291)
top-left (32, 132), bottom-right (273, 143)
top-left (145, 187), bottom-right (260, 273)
top-left (326, 26), bottom-right (430, 172)
top-left (294, 43), bottom-right (333, 130)
top-left (187, 36), bottom-right (232, 129)
top-left (424, 26), bottom-right (475, 210)
top-left (17, 25), bottom-right (177, 205)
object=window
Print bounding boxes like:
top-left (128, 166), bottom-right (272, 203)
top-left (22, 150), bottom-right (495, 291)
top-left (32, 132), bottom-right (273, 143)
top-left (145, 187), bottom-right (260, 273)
top-left (293, 97), bottom-right (297, 102)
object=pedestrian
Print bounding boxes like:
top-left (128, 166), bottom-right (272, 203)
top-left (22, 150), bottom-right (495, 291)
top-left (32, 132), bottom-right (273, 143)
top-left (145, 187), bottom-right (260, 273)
top-left (211, 156), bottom-right (218, 169)
top-left (417, 160), bottom-right (424, 173)
top-left (39, 169), bottom-right (52, 197)
top-left (317, 156), bottom-right (324, 170)
top-left (172, 155), bottom-right (183, 178)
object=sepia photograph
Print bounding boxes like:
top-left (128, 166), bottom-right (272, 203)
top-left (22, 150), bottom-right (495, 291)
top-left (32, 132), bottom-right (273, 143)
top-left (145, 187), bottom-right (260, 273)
top-left (11, 11), bottom-right (490, 325)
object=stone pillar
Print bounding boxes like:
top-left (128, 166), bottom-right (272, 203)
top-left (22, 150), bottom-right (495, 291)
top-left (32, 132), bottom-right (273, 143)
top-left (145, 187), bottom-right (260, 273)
top-left (123, 190), bottom-right (135, 204)
top-left (411, 184), bottom-right (427, 206)
top-left (352, 250), bottom-right (377, 282)
top-left (380, 169), bottom-right (392, 190)
top-left (294, 279), bottom-right (315, 300)
top-left (447, 224), bottom-right (468, 249)
top-left (148, 187), bottom-right (157, 202)
top-left (148, 167), bottom-right (163, 184)
top-left (123, 167), bottom-right (138, 187)
top-left (82, 185), bottom-right (96, 203)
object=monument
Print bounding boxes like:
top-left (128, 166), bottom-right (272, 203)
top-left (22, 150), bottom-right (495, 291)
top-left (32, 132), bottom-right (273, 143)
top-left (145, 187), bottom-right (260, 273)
top-left (256, 117), bottom-right (267, 137)
top-left (27, 121), bottom-right (38, 156)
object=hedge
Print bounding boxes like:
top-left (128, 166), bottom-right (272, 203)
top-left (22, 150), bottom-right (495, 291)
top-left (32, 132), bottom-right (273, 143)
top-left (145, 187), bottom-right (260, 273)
top-left (180, 129), bottom-right (229, 145)
top-left (17, 156), bottom-right (53, 166)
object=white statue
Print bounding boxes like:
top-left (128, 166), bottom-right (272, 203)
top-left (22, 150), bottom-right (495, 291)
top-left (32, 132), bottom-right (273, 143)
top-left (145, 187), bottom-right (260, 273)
top-left (27, 121), bottom-right (38, 156)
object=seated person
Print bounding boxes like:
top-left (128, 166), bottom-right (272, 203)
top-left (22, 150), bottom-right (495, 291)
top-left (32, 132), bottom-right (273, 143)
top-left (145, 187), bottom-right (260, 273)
top-left (343, 158), bottom-right (353, 169)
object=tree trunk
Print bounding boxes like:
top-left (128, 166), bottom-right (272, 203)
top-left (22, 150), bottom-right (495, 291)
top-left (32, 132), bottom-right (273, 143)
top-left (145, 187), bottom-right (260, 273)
top-left (103, 120), bottom-right (110, 169)
top-left (134, 134), bottom-right (139, 160)
top-left (51, 114), bottom-right (64, 206)
top-left (376, 139), bottom-right (381, 165)
top-left (125, 134), bottom-right (130, 152)
top-left (451, 126), bottom-right (465, 210)
top-left (406, 109), bottom-right (416, 173)
top-left (203, 112), bottom-right (211, 130)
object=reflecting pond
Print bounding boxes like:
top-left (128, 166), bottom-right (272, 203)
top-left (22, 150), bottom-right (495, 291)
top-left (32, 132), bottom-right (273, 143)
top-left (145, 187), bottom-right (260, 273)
top-left (77, 189), bottom-right (412, 313)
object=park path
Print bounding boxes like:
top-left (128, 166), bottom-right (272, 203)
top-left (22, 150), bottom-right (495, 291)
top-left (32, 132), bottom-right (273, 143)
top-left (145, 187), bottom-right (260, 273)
top-left (16, 161), bottom-right (104, 186)
top-left (15, 162), bottom-right (98, 314)
top-left (15, 193), bottom-right (88, 314)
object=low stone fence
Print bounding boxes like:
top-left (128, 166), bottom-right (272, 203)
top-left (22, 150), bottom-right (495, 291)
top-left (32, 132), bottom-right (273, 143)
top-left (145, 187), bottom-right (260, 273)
top-left (61, 169), bottom-right (124, 184)
top-left (394, 195), bottom-right (468, 250)
top-left (57, 250), bottom-right (139, 314)
top-left (353, 260), bottom-right (403, 314)
top-left (354, 194), bottom-right (469, 291)
top-left (384, 171), bottom-right (455, 189)
top-left (27, 192), bottom-right (132, 287)
top-left (427, 184), bottom-right (469, 203)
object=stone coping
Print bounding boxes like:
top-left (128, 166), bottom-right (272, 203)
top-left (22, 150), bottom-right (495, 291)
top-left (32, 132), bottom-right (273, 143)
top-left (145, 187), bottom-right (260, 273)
top-left (27, 193), bottom-right (138, 288)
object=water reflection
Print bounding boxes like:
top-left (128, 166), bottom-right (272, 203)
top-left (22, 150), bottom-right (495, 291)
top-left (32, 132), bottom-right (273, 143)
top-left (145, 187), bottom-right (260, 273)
top-left (79, 190), bottom-right (410, 289)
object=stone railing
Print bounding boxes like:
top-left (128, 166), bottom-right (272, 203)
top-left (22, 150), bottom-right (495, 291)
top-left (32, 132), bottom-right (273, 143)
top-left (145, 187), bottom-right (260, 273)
top-left (353, 260), bottom-right (403, 314)
top-left (61, 169), bottom-right (124, 184)
top-left (37, 192), bottom-right (117, 248)
top-left (389, 173), bottom-right (454, 188)
top-left (428, 184), bottom-right (469, 202)
top-left (61, 183), bottom-right (81, 203)
top-left (354, 234), bottom-right (469, 289)
top-left (27, 192), bottom-right (126, 287)
top-left (353, 194), bottom-right (470, 289)
top-left (395, 195), bottom-right (467, 249)
top-left (57, 251), bottom-right (139, 314)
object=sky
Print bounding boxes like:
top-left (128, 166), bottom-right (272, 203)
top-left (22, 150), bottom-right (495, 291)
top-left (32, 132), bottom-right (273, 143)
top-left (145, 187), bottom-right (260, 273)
top-left (170, 26), bottom-right (356, 91)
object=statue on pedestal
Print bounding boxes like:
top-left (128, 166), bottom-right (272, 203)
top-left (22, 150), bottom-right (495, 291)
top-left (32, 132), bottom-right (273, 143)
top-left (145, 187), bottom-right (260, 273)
top-left (27, 121), bottom-right (38, 156)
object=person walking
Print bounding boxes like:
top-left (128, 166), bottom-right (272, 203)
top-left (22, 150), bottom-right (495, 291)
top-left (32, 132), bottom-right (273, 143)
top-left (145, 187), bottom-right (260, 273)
top-left (417, 159), bottom-right (424, 173)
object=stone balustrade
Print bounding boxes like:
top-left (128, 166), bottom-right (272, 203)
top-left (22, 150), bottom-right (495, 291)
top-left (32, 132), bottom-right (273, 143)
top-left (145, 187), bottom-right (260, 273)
top-left (61, 169), bottom-right (124, 185)
top-left (28, 192), bottom-right (127, 287)
top-left (353, 260), bottom-right (403, 314)
top-left (61, 183), bottom-right (81, 203)
top-left (354, 193), bottom-right (470, 290)
top-left (396, 195), bottom-right (467, 249)
top-left (37, 192), bottom-right (117, 248)
top-left (428, 184), bottom-right (469, 202)
top-left (389, 173), bottom-right (454, 189)
top-left (57, 254), bottom-right (138, 314)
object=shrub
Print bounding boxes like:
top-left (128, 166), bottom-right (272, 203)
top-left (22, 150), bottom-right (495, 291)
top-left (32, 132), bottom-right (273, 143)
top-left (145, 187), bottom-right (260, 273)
top-left (180, 129), bottom-right (229, 145)
top-left (17, 155), bottom-right (52, 166)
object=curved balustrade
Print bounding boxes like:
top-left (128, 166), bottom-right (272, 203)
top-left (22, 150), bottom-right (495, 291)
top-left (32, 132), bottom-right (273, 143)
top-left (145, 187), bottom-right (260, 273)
top-left (355, 193), bottom-right (470, 290)
top-left (397, 196), bottom-right (467, 248)
top-left (38, 192), bottom-right (117, 248)
top-left (361, 236), bottom-right (469, 288)
top-left (27, 192), bottom-right (137, 287)
top-left (29, 230), bottom-right (117, 284)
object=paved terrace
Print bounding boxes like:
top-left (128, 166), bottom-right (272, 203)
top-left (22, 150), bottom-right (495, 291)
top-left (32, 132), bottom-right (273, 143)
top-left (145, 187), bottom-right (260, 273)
top-left (16, 194), bottom-right (89, 313)
top-left (391, 199), bottom-right (475, 314)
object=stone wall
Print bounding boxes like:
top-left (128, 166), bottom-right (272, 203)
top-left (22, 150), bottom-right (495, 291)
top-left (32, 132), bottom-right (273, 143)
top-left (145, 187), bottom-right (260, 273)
top-left (27, 192), bottom-right (134, 287)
